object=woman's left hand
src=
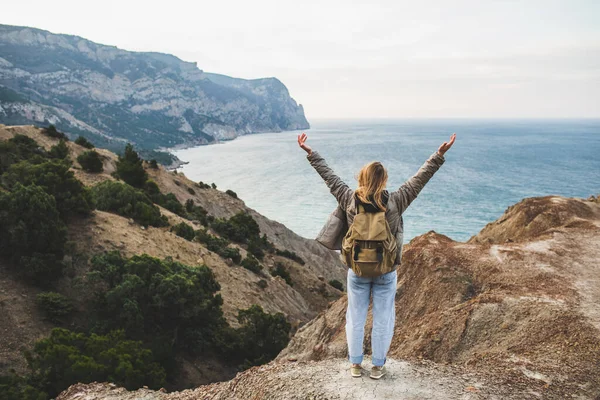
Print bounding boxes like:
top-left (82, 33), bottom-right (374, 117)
top-left (437, 133), bottom-right (456, 156)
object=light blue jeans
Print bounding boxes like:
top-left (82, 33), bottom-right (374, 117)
top-left (346, 268), bottom-right (397, 367)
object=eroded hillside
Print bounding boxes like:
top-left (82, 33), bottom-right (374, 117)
top-left (0, 125), bottom-right (345, 390)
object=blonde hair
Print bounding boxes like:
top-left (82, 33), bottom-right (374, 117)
top-left (355, 161), bottom-right (388, 210)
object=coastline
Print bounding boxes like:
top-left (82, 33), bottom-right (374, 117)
top-left (163, 127), bottom-right (308, 170)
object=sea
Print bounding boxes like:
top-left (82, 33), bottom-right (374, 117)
top-left (174, 119), bottom-right (600, 242)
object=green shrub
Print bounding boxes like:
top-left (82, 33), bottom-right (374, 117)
top-left (92, 180), bottom-right (168, 227)
top-left (195, 229), bottom-right (241, 264)
top-left (0, 184), bottom-right (67, 284)
top-left (77, 150), bottom-right (103, 173)
top-left (26, 328), bottom-right (166, 397)
top-left (241, 255), bottom-right (262, 274)
top-left (87, 252), bottom-right (226, 354)
top-left (49, 140), bottom-right (69, 159)
top-left (225, 189), bottom-right (237, 199)
top-left (211, 183), bottom-right (217, 189)
top-left (36, 292), bottom-right (74, 323)
top-left (233, 305), bottom-right (290, 368)
top-left (197, 181), bottom-right (211, 189)
top-left (114, 144), bottom-right (148, 188)
top-left (149, 159), bottom-right (158, 169)
top-left (171, 222), bottom-right (195, 241)
top-left (0, 134), bottom-right (47, 173)
top-left (220, 247), bottom-right (242, 264)
top-left (271, 263), bottom-right (293, 286)
top-left (275, 249), bottom-right (305, 265)
top-left (187, 187), bottom-right (195, 195)
top-left (211, 212), bottom-right (260, 244)
top-left (257, 280), bottom-right (268, 289)
top-left (43, 125), bottom-right (68, 140)
top-left (0, 371), bottom-right (47, 400)
top-left (328, 279), bottom-right (344, 291)
top-left (247, 237), bottom-right (265, 259)
top-left (75, 135), bottom-right (94, 149)
top-left (2, 159), bottom-right (94, 217)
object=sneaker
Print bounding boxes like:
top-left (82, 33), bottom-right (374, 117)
top-left (370, 365), bottom-right (386, 380)
top-left (351, 364), bottom-right (362, 377)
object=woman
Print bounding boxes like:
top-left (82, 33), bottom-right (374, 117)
top-left (298, 132), bottom-right (456, 379)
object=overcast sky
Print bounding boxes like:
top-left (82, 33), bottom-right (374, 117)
top-left (2, 0), bottom-right (599, 118)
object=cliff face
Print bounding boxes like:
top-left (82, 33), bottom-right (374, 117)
top-left (0, 25), bottom-right (309, 152)
top-left (55, 194), bottom-right (600, 399)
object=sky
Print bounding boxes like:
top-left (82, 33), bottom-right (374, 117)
top-left (2, 0), bottom-right (599, 119)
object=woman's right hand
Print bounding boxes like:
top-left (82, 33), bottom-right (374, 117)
top-left (297, 132), bottom-right (312, 155)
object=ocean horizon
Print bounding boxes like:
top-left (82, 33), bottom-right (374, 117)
top-left (174, 118), bottom-right (600, 242)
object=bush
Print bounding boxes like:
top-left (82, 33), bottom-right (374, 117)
top-left (0, 372), bottom-right (47, 400)
top-left (43, 125), bottom-right (68, 140)
top-left (211, 183), bottom-right (217, 189)
top-left (49, 140), bottom-right (69, 159)
top-left (197, 181), bottom-right (211, 189)
top-left (257, 280), bottom-right (268, 289)
top-left (241, 256), bottom-right (262, 274)
top-left (225, 189), bottom-right (237, 199)
top-left (233, 305), bottom-right (291, 368)
top-left (0, 134), bottom-right (47, 173)
top-left (88, 252), bottom-right (226, 355)
top-left (195, 229), bottom-right (241, 264)
top-left (2, 159), bottom-right (95, 217)
top-left (247, 237), bottom-right (265, 259)
top-left (171, 222), bottom-right (195, 241)
top-left (92, 180), bottom-right (168, 227)
top-left (187, 187), bottom-right (195, 195)
top-left (26, 328), bottom-right (166, 397)
top-left (77, 150), bottom-right (103, 173)
top-left (36, 292), bottom-right (74, 323)
top-left (275, 249), bottom-right (305, 265)
top-left (75, 135), bottom-right (94, 149)
top-left (329, 279), bottom-right (344, 291)
top-left (211, 212), bottom-right (260, 244)
top-left (149, 159), bottom-right (158, 169)
top-left (271, 263), bottom-right (293, 286)
top-left (114, 143), bottom-right (147, 188)
top-left (0, 184), bottom-right (67, 284)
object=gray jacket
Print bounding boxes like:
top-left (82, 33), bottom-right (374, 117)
top-left (307, 150), bottom-right (445, 267)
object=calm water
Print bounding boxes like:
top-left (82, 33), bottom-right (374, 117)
top-left (174, 119), bottom-right (600, 242)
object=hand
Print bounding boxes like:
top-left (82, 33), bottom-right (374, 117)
top-left (297, 132), bottom-right (312, 155)
top-left (437, 133), bottom-right (456, 156)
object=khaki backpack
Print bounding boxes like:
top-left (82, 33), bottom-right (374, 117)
top-left (341, 203), bottom-right (398, 277)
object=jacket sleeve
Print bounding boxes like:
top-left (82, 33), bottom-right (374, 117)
top-left (307, 151), bottom-right (353, 209)
top-left (392, 151), bottom-right (445, 215)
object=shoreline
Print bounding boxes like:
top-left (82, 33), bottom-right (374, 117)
top-left (163, 127), bottom-right (307, 170)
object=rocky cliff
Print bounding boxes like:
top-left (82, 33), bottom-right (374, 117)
top-left (56, 193), bottom-right (600, 399)
top-left (0, 25), bottom-right (309, 153)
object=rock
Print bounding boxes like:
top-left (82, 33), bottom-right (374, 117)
top-left (0, 25), bottom-right (309, 151)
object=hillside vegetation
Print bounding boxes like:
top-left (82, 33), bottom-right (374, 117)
top-left (0, 124), bottom-right (344, 397)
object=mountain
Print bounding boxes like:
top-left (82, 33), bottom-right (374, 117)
top-left (57, 193), bottom-right (600, 399)
top-left (0, 25), bottom-right (309, 154)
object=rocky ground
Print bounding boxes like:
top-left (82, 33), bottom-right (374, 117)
top-left (57, 357), bottom-right (529, 400)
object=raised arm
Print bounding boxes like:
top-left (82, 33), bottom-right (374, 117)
top-left (393, 133), bottom-right (456, 215)
top-left (298, 133), bottom-right (353, 208)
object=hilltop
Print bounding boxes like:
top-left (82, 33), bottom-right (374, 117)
top-left (58, 192), bottom-right (600, 399)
